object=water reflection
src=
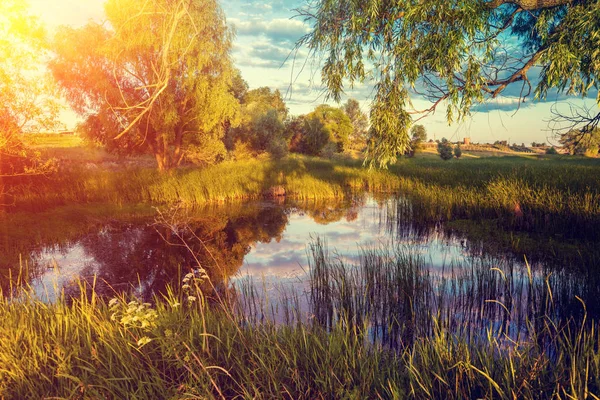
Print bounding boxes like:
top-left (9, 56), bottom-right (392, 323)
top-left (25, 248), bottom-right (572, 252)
top-left (0, 194), bottom-right (598, 331)
top-left (20, 202), bottom-right (293, 301)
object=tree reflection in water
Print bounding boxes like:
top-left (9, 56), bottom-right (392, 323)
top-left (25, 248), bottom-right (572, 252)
top-left (1, 193), bottom-right (598, 328)
top-left (57, 202), bottom-right (292, 300)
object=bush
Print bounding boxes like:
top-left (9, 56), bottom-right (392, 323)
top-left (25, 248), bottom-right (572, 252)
top-left (230, 140), bottom-right (255, 161)
top-left (319, 142), bottom-right (338, 159)
top-left (546, 146), bottom-right (558, 155)
top-left (584, 146), bottom-right (599, 157)
top-left (253, 109), bottom-right (286, 151)
top-left (267, 138), bottom-right (288, 160)
top-left (437, 138), bottom-right (453, 160)
top-left (301, 115), bottom-right (330, 156)
top-left (454, 144), bottom-right (462, 159)
top-left (185, 136), bottom-right (227, 167)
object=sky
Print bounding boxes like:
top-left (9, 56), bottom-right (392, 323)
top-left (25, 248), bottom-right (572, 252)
top-left (28, 0), bottom-right (599, 145)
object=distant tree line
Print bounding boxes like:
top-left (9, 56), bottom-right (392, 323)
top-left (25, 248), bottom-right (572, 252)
top-left (559, 129), bottom-right (600, 157)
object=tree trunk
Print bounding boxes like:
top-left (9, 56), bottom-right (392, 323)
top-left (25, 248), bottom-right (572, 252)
top-left (173, 125), bottom-right (185, 168)
top-left (155, 152), bottom-right (166, 172)
top-left (0, 152), bottom-right (5, 212)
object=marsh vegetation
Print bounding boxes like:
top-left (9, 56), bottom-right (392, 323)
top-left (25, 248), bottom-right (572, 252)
top-left (2, 0), bottom-right (600, 397)
top-left (2, 153), bottom-right (600, 398)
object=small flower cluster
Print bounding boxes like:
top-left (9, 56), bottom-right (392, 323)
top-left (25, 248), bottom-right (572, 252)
top-left (109, 298), bottom-right (158, 330)
top-left (182, 267), bottom-right (209, 286)
top-left (181, 267), bottom-right (209, 303)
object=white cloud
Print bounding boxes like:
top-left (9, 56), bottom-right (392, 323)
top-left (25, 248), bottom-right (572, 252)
top-left (229, 18), bottom-right (310, 43)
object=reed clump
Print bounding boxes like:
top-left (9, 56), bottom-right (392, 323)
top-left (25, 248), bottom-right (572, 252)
top-left (1, 239), bottom-right (599, 399)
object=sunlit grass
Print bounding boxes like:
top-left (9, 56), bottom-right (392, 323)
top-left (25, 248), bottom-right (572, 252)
top-left (1, 243), bottom-right (599, 398)
top-left (4, 154), bottom-right (600, 239)
top-left (22, 133), bottom-right (84, 149)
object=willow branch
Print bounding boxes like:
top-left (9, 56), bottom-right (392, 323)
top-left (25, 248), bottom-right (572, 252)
top-left (486, 0), bottom-right (572, 10)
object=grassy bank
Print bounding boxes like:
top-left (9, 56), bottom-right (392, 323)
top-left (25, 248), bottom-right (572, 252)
top-left (5, 156), bottom-right (383, 210)
top-left (1, 247), bottom-right (599, 399)
top-left (4, 154), bottom-right (600, 240)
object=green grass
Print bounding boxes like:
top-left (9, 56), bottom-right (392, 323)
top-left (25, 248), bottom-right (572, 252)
top-left (4, 156), bottom-right (396, 210)
top-left (4, 154), bottom-right (600, 241)
top-left (1, 244), bottom-right (599, 399)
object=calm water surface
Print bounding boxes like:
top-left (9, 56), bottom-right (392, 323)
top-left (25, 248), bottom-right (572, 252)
top-left (4, 196), bottom-right (462, 296)
top-left (2, 194), bottom-right (598, 332)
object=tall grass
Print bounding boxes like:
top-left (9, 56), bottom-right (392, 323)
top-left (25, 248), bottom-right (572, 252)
top-left (1, 253), bottom-right (599, 399)
top-left (0, 280), bottom-right (408, 399)
top-left (300, 239), bottom-right (600, 398)
top-left (5, 155), bottom-right (599, 239)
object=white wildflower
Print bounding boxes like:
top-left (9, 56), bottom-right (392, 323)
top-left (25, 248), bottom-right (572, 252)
top-left (137, 337), bottom-right (153, 347)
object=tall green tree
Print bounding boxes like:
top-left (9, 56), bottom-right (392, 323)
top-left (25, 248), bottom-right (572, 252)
top-left (300, 115), bottom-right (330, 155)
top-left (407, 124), bottom-right (427, 157)
top-left (308, 105), bottom-right (353, 152)
top-left (50, 0), bottom-right (239, 171)
top-left (225, 87), bottom-right (288, 151)
top-left (437, 138), bottom-right (454, 161)
top-left (300, 0), bottom-right (600, 166)
top-left (342, 99), bottom-right (369, 150)
top-left (244, 87), bottom-right (288, 121)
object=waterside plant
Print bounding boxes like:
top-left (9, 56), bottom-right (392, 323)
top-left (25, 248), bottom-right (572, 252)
top-left (1, 238), bottom-right (599, 399)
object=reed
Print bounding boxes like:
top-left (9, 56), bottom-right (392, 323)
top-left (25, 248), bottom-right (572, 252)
top-left (6, 156), bottom-right (599, 239)
top-left (2, 237), bottom-right (599, 399)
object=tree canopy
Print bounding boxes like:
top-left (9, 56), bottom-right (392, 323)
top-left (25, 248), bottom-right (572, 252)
top-left (342, 99), bottom-right (369, 150)
top-left (407, 124), bottom-right (427, 157)
top-left (50, 0), bottom-right (239, 171)
top-left (225, 86), bottom-right (289, 153)
top-left (299, 0), bottom-right (600, 166)
top-left (1, 0), bottom-right (60, 136)
top-left (1, 0), bottom-right (58, 184)
top-left (308, 104), bottom-right (353, 152)
top-left (560, 128), bottom-right (600, 156)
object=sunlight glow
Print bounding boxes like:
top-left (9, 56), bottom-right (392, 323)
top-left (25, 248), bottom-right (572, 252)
top-left (28, 0), bottom-right (105, 29)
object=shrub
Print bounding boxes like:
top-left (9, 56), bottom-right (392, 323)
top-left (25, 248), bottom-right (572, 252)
top-left (253, 109), bottom-right (286, 151)
top-left (267, 138), bottom-right (288, 160)
top-left (319, 142), bottom-right (338, 159)
top-left (185, 136), bottom-right (227, 167)
top-left (546, 146), bottom-right (558, 155)
top-left (230, 140), bottom-right (255, 161)
top-left (301, 115), bottom-right (330, 156)
top-left (454, 144), bottom-right (462, 159)
top-left (437, 138), bottom-right (453, 160)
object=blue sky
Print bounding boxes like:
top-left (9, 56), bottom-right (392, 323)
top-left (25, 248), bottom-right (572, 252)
top-left (32, 0), bottom-right (599, 145)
